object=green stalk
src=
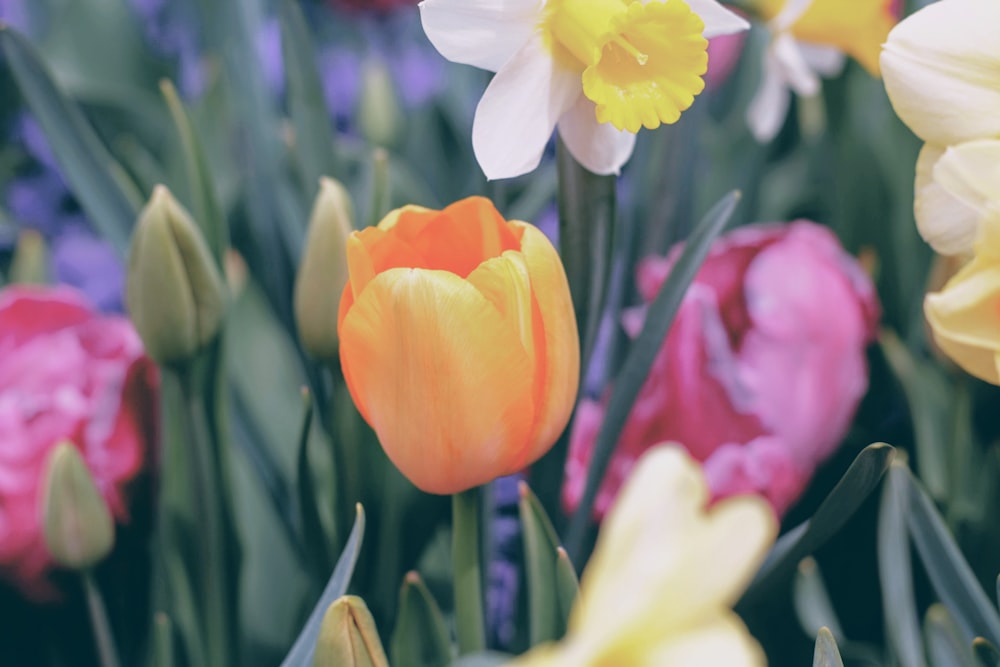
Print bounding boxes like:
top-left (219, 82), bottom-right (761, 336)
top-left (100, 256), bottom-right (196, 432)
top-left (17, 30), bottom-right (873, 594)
top-left (82, 571), bottom-right (121, 667)
top-left (452, 487), bottom-right (485, 654)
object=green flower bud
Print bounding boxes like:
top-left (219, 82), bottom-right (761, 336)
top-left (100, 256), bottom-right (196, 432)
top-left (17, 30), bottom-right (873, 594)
top-left (358, 60), bottom-right (402, 148)
top-left (9, 229), bottom-right (48, 284)
top-left (313, 596), bottom-right (389, 667)
top-left (294, 177), bottom-right (355, 361)
top-left (126, 185), bottom-right (226, 365)
top-left (42, 442), bottom-right (115, 570)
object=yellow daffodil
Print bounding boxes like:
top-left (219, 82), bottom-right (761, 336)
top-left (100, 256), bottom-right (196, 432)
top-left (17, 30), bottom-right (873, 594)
top-left (925, 205), bottom-right (1000, 386)
top-left (881, 0), bottom-right (1000, 255)
top-left (747, 0), bottom-right (898, 142)
top-left (508, 445), bottom-right (777, 666)
top-left (419, 0), bottom-right (748, 180)
top-left (337, 197), bottom-right (579, 494)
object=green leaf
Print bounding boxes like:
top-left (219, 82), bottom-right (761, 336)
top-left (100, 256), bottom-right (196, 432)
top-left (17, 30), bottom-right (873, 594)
top-left (278, 0), bottom-right (339, 196)
top-left (814, 627), bottom-right (845, 667)
top-left (450, 652), bottom-right (513, 667)
top-left (0, 26), bottom-right (139, 254)
top-left (160, 79), bottom-right (227, 265)
top-left (390, 572), bottom-right (452, 667)
top-left (152, 613), bottom-right (174, 667)
top-left (555, 547), bottom-right (579, 627)
top-left (296, 388), bottom-right (333, 581)
top-left (925, 605), bottom-right (977, 667)
top-left (280, 503), bottom-right (367, 667)
top-left (565, 191), bottom-right (742, 557)
top-left (878, 462), bottom-right (927, 667)
top-left (904, 467), bottom-right (1000, 648)
top-left (793, 558), bottom-right (844, 641)
top-left (973, 638), bottom-right (1000, 667)
top-left (519, 481), bottom-right (565, 645)
top-left (740, 443), bottom-right (895, 604)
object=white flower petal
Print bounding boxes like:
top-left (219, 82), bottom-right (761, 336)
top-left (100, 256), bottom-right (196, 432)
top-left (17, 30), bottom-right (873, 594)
top-left (682, 0), bottom-right (751, 38)
top-left (557, 96), bottom-right (637, 176)
top-left (881, 0), bottom-right (1000, 145)
top-left (772, 33), bottom-right (820, 97)
top-left (799, 44), bottom-right (846, 78)
top-left (914, 144), bottom-right (980, 257)
top-left (747, 45), bottom-right (793, 143)
top-left (418, 0), bottom-right (542, 72)
top-left (472, 36), bottom-right (581, 180)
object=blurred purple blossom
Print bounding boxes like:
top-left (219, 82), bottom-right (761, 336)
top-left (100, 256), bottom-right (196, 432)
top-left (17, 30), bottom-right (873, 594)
top-left (52, 227), bottom-right (125, 312)
top-left (0, 0), bottom-right (31, 33)
top-left (486, 474), bottom-right (523, 649)
top-left (128, 0), bottom-right (205, 97)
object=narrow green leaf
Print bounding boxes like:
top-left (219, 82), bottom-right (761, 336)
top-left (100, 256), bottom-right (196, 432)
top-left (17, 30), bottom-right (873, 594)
top-left (878, 462), bottom-right (927, 667)
top-left (296, 387), bottom-right (333, 581)
top-left (0, 26), bottom-right (138, 254)
top-left (904, 467), bottom-right (1000, 648)
top-left (973, 638), bottom-right (1000, 667)
top-left (518, 481), bottom-right (565, 645)
top-left (740, 443), bottom-right (895, 604)
top-left (160, 79), bottom-right (226, 265)
top-left (278, 0), bottom-right (339, 194)
top-left (152, 613), bottom-right (174, 667)
top-left (390, 572), bottom-right (452, 667)
top-left (565, 191), bottom-right (742, 557)
top-left (794, 558), bottom-right (844, 641)
top-left (280, 504), bottom-right (367, 667)
top-left (555, 547), bottom-right (579, 627)
top-left (925, 605), bottom-right (977, 667)
top-left (366, 148), bottom-right (391, 230)
top-left (814, 627), bottom-right (845, 667)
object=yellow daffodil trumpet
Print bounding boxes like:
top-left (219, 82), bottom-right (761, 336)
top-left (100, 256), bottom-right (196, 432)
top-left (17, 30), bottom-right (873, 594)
top-left (337, 197), bottom-right (579, 494)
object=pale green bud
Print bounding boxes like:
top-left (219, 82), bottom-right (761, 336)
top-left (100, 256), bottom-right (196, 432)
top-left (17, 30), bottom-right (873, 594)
top-left (42, 442), bottom-right (115, 570)
top-left (313, 596), bottom-right (389, 667)
top-left (126, 185), bottom-right (226, 365)
top-left (294, 177), bottom-right (354, 361)
top-left (358, 60), bottom-right (402, 148)
top-left (9, 229), bottom-right (48, 285)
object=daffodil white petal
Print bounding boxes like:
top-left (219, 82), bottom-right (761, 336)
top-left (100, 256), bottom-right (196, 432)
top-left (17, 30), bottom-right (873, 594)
top-left (914, 144), bottom-right (980, 256)
top-left (472, 36), bottom-right (582, 180)
top-left (881, 0), bottom-right (1000, 145)
top-left (772, 33), bottom-right (820, 97)
top-left (747, 47), bottom-right (792, 143)
top-left (800, 43), bottom-right (845, 78)
top-left (681, 0), bottom-right (751, 38)
top-left (557, 96), bottom-right (637, 176)
top-left (418, 0), bottom-right (542, 73)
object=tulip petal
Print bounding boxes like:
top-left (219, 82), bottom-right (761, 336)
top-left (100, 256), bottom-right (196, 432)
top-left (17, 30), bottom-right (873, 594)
top-left (418, 0), bottom-right (541, 72)
top-left (472, 36), bottom-right (582, 180)
top-left (924, 257), bottom-right (1000, 354)
top-left (509, 222), bottom-right (580, 459)
top-left (914, 144), bottom-right (980, 257)
top-left (643, 613), bottom-right (766, 667)
top-left (881, 0), bottom-right (1000, 145)
top-left (573, 447), bottom-right (775, 648)
top-left (557, 95), bottom-right (637, 176)
top-left (681, 0), bottom-right (751, 38)
top-left (339, 268), bottom-right (535, 494)
top-left (932, 140), bottom-right (1000, 253)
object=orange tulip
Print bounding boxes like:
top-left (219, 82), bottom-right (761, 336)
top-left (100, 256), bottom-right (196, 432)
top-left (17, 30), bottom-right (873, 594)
top-left (337, 197), bottom-right (580, 494)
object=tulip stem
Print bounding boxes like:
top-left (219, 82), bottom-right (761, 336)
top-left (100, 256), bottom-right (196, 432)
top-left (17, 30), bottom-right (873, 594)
top-left (82, 570), bottom-right (121, 667)
top-left (452, 487), bottom-right (486, 654)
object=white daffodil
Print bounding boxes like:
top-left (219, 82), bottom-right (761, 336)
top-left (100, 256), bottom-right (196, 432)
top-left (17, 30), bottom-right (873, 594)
top-left (881, 0), bottom-right (1000, 256)
top-left (507, 445), bottom-right (777, 667)
top-left (747, 0), bottom-right (897, 142)
top-left (418, 0), bottom-right (749, 180)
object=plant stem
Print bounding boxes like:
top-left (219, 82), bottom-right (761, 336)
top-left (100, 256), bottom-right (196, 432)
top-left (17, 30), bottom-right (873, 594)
top-left (452, 487), bottom-right (485, 655)
top-left (82, 570), bottom-right (121, 667)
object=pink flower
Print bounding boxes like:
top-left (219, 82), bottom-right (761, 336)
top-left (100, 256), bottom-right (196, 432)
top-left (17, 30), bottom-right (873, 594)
top-left (706, 27), bottom-right (747, 91)
top-left (0, 286), bottom-right (158, 599)
top-left (564, 222), bottom-right (879, 519)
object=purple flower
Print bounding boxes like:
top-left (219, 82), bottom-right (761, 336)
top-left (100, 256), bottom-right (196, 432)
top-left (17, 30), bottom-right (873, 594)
top-left (51, 227), bottom-right (126, 313)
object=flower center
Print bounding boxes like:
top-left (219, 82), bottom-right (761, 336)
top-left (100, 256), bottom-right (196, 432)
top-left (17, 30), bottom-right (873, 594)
top-left (542, 0), bottom-right (708, 133)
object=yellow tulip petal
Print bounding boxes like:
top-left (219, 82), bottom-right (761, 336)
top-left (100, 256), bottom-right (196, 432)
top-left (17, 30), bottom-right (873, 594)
top-left (510, 222), bottom-right (580, 460)
top-left (925, 260), bottom-right (1000, 351)
top-left (339, 267), bottom-right (535, 494)
top-left (640, 613), bottom-right (766, 667)
top-left (881, 0), bottom-right (1000, 145)
top-left (932, 140), bottom-right (1000, 249)
top-left (914, 143), bottom-right (980, 257)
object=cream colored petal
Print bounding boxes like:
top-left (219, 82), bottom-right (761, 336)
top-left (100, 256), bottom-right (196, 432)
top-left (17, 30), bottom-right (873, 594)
top-left (933, 140), bottom-right (1000, 220)
top-left (682, 0), bottom-right (751, 38)
top-left (418, 0), bottom-right (542, 72)
top-left (925, 290), bottom-right (1000, 386)
top-left (641, 613), bottom-right (766, 667)
top-left (880, 0), bottom-right (1000, 144)
top-left (914, 143), bottom-right (981, 256)
top-left (557, 95), bottom-right (637, 176)
top-left (923, 257), bottom-right (1000, 353)
top-left (571, 446), bottom-right (776, 649)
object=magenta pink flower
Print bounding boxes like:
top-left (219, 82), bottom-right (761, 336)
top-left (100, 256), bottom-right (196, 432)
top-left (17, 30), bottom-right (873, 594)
top-left (0, 286), bottom-right (158, 599)
top-left (564, 222), bottom-right (879, 519)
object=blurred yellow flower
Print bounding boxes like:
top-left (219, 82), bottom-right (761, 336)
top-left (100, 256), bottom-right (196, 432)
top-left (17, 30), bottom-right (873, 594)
top-left (925, 206), bottom-right (1000, 386)
top-left (748, 0), bottom-right (898, 142)
top-left (882, 0), bottom-right (1000, 256)
top-left (337, 197), bottom-right (579, 494)
top-left (419, 0), bottom-right (748, 179)
top-left (508, 446), bottom-right (776, 667)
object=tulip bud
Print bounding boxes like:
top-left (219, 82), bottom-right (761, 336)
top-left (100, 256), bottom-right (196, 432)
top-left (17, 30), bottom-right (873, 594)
top-left (294, 178), bottom-right (355, 361)
top-left (9, 229), bottom-right (48, 285)
top-left (42, 442), bottom-right (115, 570)
top-left (358, 60), bottom-right (402, 148)
top-left (313, 596), bottom-right (389, 667)
top-left (126, 185), bottom-right (227, 365)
